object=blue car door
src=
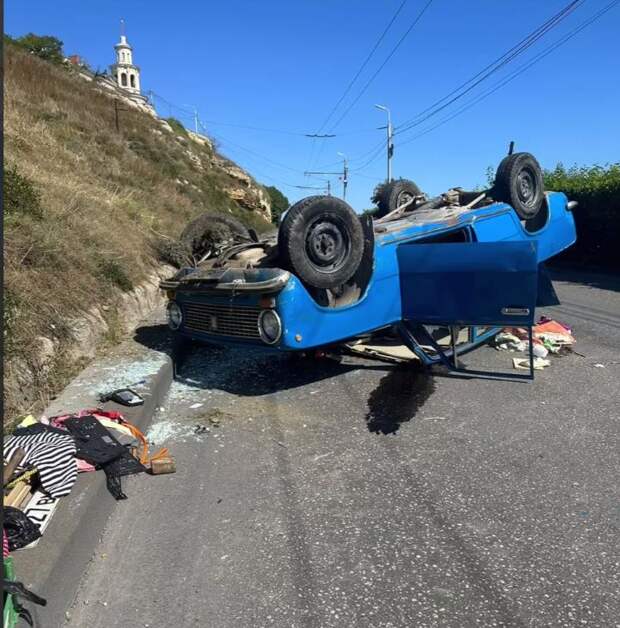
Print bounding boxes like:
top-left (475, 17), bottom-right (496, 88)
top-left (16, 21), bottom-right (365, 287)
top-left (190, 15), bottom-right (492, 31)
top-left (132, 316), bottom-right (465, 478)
top-left (397, 241), bottom-right (538, 326)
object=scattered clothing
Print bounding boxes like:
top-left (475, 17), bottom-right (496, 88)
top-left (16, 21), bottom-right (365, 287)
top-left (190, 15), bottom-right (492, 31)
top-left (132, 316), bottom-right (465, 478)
top-left (51, 408), bottom-right (168, 468)
top-left (62, 416), bottom-right (127, 466)
top-left (495, 318), bottom-right (576, 369)
top-left (102, 450), bottom-right (148, 501)
top-left (494, 332), bottom-right (527, 352)
top-left (3, 429), bottom-right (77, 498)
top-left (533, 319), bottom-right (575, 345)
top-left (56, 414), bottom-right (147, 500)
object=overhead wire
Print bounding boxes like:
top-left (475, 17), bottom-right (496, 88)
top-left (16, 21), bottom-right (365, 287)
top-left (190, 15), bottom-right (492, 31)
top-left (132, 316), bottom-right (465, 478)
top-left (198, 121), bottom-right (306, 176)
top-left (395, 0), bottom-right (620, 148)
top-left (305, 0), bottom-right (411, 171)
top-left (394, 0), bottom-right (585, 135)
top-left (327, 0), bottom-right (435, 132)
top-left (313, 0), bottom-right (410, 135)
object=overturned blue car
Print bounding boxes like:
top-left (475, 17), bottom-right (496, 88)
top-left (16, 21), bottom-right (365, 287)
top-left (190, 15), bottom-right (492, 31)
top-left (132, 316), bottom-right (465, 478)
top-left (161, 152), bottom-right (577, 378)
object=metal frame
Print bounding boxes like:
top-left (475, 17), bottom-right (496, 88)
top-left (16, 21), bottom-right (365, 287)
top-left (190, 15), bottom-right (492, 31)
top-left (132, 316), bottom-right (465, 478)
top-left (397, 321), bottom-right (535, 380)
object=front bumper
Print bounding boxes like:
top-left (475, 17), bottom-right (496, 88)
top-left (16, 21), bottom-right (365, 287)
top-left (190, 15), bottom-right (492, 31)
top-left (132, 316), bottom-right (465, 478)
top-left (164, 268), bottom-right (290, 347)
top-left (160, 267), bottom-right (290, 293)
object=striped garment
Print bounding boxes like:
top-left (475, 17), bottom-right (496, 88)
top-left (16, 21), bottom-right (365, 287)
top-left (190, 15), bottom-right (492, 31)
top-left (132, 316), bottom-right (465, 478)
top-left (3, 431), bottom-right (78, 498)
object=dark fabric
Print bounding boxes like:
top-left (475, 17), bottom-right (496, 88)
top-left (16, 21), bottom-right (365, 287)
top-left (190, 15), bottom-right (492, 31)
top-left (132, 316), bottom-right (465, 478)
top-left (104, 449), bottom-right (147, 477)
top-left (62, 416), bottom-right (126, 466)
top-left (104, 471), bottom-right (127, 500)
top-left (2, 580), bottom-right (47, 606)
top-left (13, 423), bottom-right (71, 438)
top-left (3, 507), bottom-right (41, 551)
top-left (102, 448), bottom-right (147, 501)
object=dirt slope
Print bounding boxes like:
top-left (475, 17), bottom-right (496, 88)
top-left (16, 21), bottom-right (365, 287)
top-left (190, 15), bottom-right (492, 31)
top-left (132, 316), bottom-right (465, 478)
top-left (3, 41), bottom-right (271, 424)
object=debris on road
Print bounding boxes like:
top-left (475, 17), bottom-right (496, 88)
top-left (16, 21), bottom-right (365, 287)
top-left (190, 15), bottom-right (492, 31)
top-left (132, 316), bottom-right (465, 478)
top-left (493, 318), bottom-right (577, 370)
top-left (3, 407), bottom-right (176, 624)
top-left (494, 331), bottom-right (527, 352)
top-left (512, 357), bottom-right (551, 370)
top-left (98, 388), bottom-right (145, 407)
top-left (149, 456), bottom-right (177, 475)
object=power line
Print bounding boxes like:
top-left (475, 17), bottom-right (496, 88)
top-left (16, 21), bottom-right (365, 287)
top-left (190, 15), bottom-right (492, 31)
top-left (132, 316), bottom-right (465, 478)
top-left (313, 0), bottom-right (410, 135)
top-left (327, 0), bottom-right (435, 132)
top-left (202, 119), bottom-right (309, 136)
top-left (394, 0), bottom-right (584, 135)
top-left (203, 124), bottom-right (305, 175)
top-left (350, 142), bottom-right (387, 173)
top-left (395, 0), bottom-right (620, 148)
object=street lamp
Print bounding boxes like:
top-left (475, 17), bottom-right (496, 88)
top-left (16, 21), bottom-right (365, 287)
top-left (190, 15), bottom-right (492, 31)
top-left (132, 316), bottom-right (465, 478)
top-left (375, 104), bottom-right (393, 182)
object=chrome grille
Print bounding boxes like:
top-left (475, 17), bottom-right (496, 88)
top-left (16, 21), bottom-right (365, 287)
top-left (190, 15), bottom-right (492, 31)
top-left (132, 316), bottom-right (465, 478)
top-left (183, 301), bottom-right (261, 339)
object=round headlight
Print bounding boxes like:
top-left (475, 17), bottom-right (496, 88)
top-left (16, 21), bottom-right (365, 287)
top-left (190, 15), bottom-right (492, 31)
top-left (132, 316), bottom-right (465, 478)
top-left (258, 309), bottom-right (282, 345)
top-left (167, 302), bottom-right (183, 330)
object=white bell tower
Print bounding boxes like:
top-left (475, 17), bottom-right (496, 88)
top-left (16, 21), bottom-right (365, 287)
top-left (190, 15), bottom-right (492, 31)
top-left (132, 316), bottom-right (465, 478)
top-left (110, 19), bottom-right (141, 95)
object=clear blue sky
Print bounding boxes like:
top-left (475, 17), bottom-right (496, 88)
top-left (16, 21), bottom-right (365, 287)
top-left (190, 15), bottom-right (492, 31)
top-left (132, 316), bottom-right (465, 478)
top-left (5, 0), bottom-right (620, 210)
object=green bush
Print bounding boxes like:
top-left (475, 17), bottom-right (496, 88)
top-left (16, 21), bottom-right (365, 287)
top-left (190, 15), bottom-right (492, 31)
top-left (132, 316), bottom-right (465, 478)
top-left (4, 165), bottom-right (43, 219)
top-left (544, 163), bottom-right (620, 270)
top-left (166, 117), bottom-right (188, 137)
top-left (15, 33), bottom-right (64, 64)
top-left (264, 185), bottom-right (289, 224)
top-left (98, 259), bottom-right (133, 292)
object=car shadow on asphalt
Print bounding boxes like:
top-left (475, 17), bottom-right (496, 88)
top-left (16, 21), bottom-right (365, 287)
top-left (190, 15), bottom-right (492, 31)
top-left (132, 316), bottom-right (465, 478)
top-left (133, 323), bottom-right (175, 355)
top-left (134, 324), bottom-right (441, 435)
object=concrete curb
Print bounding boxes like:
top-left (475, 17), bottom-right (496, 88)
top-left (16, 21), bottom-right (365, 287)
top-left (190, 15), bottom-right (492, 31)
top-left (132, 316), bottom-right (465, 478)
top-left (12, 334), bottom-right (175, 628)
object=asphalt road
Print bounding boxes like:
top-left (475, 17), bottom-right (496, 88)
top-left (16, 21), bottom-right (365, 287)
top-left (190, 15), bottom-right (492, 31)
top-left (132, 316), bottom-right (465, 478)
top-left (66, 269), bottom-right (619, 628)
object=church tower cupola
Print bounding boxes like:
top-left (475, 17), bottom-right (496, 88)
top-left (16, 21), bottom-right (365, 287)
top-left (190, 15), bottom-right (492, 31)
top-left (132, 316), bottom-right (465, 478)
top-left (110, 20), bottom-right (141, 95)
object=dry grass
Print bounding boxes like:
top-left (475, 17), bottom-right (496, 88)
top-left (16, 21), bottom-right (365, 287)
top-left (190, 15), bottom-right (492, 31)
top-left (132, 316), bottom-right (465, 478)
top-left (3, 42), bottom-right (270, 424)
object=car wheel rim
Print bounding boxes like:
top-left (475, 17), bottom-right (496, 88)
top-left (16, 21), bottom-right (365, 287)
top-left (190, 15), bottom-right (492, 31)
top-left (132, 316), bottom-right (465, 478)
top-left (517, 168), bottom-right (536, 207)
top-left (305, 218), bottom-right (349, 272)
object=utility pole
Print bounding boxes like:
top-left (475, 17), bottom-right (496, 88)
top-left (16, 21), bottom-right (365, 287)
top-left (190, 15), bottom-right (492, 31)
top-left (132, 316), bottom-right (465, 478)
top-left (184, 104), bottom-right (199, 134)
top-left (375, 104), bottom-right (393, 182)
top-left (338, 152), bottom-right (348, 201)
top-left (295, 179), bottom-right (332, 196)
top-left (114, 99), bottom-right (120, 132)
top-left (113, 99), bottom-right (128, 133)
top-left (305, 153), bottom-right (348, 201)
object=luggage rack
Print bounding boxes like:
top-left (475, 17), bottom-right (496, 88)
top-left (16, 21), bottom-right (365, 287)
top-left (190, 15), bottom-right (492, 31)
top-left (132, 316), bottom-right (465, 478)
top-left (345, 324), bottom-right (535, 380)
top-left (397, 322), bottom-right (535, 380)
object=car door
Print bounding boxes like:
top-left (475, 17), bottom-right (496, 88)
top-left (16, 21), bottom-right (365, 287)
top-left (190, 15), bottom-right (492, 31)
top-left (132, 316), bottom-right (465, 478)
top-left (397, 241), bottom-right (538, 326)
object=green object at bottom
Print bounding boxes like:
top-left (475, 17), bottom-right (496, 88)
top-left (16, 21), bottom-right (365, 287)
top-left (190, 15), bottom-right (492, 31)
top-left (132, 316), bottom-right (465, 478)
top-left (3, 557), bottom-right (19, 628)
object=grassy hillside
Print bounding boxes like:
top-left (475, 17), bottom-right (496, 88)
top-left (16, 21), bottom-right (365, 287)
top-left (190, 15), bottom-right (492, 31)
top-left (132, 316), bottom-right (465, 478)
top-left (3, 41), bottom-right (271, 422)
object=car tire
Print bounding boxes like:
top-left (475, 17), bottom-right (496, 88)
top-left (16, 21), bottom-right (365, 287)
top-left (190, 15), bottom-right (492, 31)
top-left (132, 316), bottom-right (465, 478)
top-left (278, 195), bottom-right (364, 289)
top-left (372, 179), bottom-right (423, 218)
top-left (493, 152), bottom-right (544, 220)
top-left (180, 213), bottom-right (250, 259)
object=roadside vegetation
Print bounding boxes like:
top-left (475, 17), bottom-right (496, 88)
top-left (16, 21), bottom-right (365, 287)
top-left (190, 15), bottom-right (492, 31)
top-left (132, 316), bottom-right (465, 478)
top-left (543, 163), bottom-right (620, 270)
top-left (265, 185), bottom-right (290, 224)
top-left (3, 37), bottom-right (271, 424)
